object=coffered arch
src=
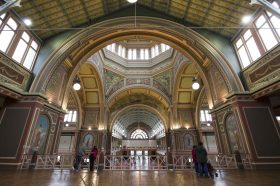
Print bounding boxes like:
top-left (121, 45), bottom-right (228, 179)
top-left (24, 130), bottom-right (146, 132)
top-left (108, 87), bottom-right (170, 120)
top-left (78, 63), bottom-right (104, 107)
top-left (173, 63), bottom-right (199, 106)
top-left (110, 104), bottom-right (168, 134)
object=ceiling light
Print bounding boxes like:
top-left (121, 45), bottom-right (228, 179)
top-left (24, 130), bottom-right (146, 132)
top-left (23, 18), bottom-right (32, 26)
top-left (242, 15), bottom-right (252, 24)
top-left (192, 77), bottom-right (200, 90)
top-left (73, 76), bottom-right (81, 90)
top-left (127, 0), bottom-right (138, 3)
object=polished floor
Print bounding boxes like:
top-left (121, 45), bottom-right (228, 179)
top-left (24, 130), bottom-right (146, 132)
top-left (0, 169), bottom-right (280, 186)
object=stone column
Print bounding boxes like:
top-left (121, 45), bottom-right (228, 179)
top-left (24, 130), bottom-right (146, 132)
top-left (105, 130), bottom-right (112, 155)
top-left (165, 129), bottom-right (173, 169)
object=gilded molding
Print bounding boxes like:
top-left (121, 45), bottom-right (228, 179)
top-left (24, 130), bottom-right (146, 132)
top-left (243, 45), bottom-right (280, 92)
top-left (0, 52), bottom-right (31, 91)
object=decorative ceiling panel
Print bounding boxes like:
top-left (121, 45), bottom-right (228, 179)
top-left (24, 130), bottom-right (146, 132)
top-left (180, 77), bottom-right (192, 89)
top-left (82, 77), bottom-right (97, 89)
top-left (178, 91), bottom-right (191, 103)
top-left (13, 0), bottom-right (257, 39)
top-left (86, 91), bottom-right (99, 104)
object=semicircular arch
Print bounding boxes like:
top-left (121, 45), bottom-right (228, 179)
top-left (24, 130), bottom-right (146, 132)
top-left (31, 17), bottom-right (244, 109)
top-left (109, 104), bottom-right (168, 132)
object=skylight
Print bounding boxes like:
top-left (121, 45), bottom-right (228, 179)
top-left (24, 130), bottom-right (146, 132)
top-left (106, 43), bottom-right (170, 60)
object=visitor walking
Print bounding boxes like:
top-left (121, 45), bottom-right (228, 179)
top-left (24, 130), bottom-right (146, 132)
top-left (73, 144), bottom-right (87, 171)
top-left (89, 146), bottom-right (98, 171)
top-left (196, 142), bottom-right (208, 177)
top-left (192, 145), bottom-right (199, 174)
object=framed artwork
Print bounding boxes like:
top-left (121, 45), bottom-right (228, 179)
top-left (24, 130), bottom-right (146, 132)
top-left (225, 114), bottom-right (241, 153)
top-left (184, 134), bottom-right (193, 150)
top-left (32, 115), bottom-right (49, 154)
top-left (83, 133), bottom-right (94, 149)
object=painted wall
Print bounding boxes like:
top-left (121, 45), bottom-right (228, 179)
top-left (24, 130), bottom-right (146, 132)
top-left (33, 30), bottom-right (77, 75)
top-left (0, 106), bottom-right (30, 157)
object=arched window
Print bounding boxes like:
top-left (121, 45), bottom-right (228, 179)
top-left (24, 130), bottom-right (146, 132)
top-left (130, 129), bottom-right (148, 139)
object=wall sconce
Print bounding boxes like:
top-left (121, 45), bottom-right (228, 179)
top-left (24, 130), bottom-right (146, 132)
top-left (73, 76), bottom-right (81, 91)
top-left (192, 77), bottom-right (200, 90)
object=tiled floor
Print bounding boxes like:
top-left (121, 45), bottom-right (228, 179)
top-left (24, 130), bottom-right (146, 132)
top-left (0, 169), bottom-right (280, 186)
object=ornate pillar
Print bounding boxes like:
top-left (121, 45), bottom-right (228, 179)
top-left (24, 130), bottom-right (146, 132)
top-left (0, 95), bottom-right (45, 169)
top-left (105, 130), bottom-right (112, 155)
top-left (165, 129), bottom-right (173, 168)
top-left (212, 94), bottom-right (280, 168)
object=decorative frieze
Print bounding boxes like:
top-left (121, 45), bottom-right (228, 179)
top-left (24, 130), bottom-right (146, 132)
top-left (0, 52), bottom-right (31, 91)
top-left (243, 45), bottom-right (280, 92)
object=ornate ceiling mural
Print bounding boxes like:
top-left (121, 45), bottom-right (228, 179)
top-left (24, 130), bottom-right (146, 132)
top-left (108, 88), bottom-right (169, 117)
top-left (153, 70), bottom-right (172, 95)
top-left (104, 69), bottom-right (124, 93)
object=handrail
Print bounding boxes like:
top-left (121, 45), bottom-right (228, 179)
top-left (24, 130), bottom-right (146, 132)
top-left (20, 153), bottom-right (252, 170)
top-left (20, 154), bottom-right (99, 170)
top-left (104, 155), bottom-right (167, 170)
top-left (172, 153), bottom-right (252, 170)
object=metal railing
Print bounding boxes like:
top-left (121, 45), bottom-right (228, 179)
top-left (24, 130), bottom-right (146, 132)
top-left (20, 154), bottom-right (99, 170)
top-left (20, 153), bottom-right (252, 170)
top-left (104, 155), bottom-right (167, 170)
top-left (172, 153), bottom-right (253, 170)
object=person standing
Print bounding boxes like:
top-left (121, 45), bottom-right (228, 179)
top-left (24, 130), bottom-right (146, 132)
top-left (89, 146), bottom-right (98, 171)
top-left (74, 144), bottom-right (87, 171)
top-left (196, 142), bottom-right (208, 177)
top-left (192, 145), bottom-right (199, 174)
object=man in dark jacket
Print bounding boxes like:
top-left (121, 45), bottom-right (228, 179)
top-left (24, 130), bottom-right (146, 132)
top-left (196, 142), bottom-right (208, 176)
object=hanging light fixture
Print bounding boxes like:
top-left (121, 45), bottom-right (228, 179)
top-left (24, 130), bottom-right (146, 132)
top-left (192, 77), bottom-right (200, 90)
top-left (73, 76), bottom-right (81, 90)
top-left (127, 0), bottom-right (138, 3)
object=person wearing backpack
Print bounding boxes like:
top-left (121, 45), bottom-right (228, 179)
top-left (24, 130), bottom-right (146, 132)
top-left (89, 146), bottom-right (98, 171)
top-left (196, 142), bottom-right (208, 177)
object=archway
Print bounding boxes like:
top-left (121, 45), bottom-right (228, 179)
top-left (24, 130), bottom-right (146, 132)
top-left (31, 17), bottom-right (244, 111)
top-left (31, 16), bottom-right (244, 160)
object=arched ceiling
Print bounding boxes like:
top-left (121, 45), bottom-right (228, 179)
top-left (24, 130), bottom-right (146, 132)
top-left (13, 0), bottom-right (257, 39)
top-left (176, 63), bottom-right (199, 105)
top-left (78, 63), bottom-right (102, 106)
top-left (108, 88), bottom-right (169, 115)
top-left (112, 108), bottom-right (165, 138)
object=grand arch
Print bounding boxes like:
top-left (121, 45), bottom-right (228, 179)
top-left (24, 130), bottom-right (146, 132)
top-left (30, 16), bottom-right (244, 111)
top-left (109, 104), bottom-right (168, 132)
